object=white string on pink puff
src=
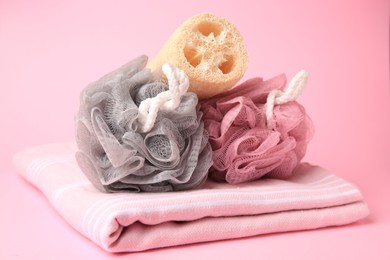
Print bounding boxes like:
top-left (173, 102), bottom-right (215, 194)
top-left (137, 63), bottom-right (189, 133)
top-left (265, 69), bottom-right (309, 128)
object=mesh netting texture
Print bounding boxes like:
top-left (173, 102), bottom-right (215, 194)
top-left (75, 55), bottom-right (213, 192)
top-left (200, 74), bottom-right (314, 184)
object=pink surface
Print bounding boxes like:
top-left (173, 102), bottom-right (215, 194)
top-left (1, 0), bottom-right (389, 259)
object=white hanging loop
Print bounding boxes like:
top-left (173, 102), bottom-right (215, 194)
top-left (265, 69), bottom-right (309, 128)
top-left (137, 63), bottom-right (189, 133)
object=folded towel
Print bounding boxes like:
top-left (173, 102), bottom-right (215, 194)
top-left (13, 142), bottom-right (369, 252)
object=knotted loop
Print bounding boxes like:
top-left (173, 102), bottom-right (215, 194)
top-left (137, 64), bottom-right (189, 133)
top-left (265, 70), bottom-right (309, 128)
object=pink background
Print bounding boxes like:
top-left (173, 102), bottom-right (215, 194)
top-left (1, 0), bottom-right (389, 259)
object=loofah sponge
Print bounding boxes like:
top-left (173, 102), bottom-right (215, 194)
top-left (148, 13), bottom-right (248, 99)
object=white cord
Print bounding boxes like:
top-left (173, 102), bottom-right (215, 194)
top-left (265, 69), bottom-right (309, 128)
top-left (137, 63), bottom-right (189, 133)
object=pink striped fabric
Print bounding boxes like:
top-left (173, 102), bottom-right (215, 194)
top-left (13, 142), bottom-right (369, 252)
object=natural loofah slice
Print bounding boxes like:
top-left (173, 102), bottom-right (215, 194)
top-left (148, 13), bottom-right (248, 99)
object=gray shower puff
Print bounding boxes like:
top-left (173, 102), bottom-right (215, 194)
top-left (75, 55), bottom-right (213, 192)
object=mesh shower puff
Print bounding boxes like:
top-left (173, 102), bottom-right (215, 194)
top-left (75, 55), bottom-right (213, 192)
top-left (200, 74), bottom-right (314, 184)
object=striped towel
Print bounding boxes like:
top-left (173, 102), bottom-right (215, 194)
top-left (13, 142), bottom-right (369, 252)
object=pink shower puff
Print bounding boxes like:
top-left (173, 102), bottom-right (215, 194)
top-left (200, 74), bottom-right (314, 184)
